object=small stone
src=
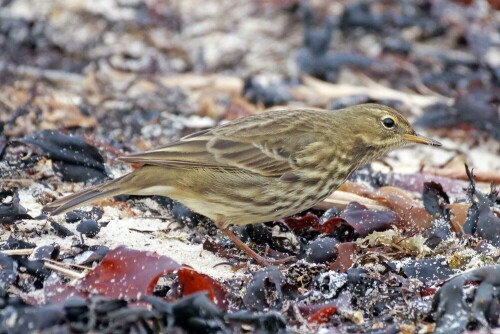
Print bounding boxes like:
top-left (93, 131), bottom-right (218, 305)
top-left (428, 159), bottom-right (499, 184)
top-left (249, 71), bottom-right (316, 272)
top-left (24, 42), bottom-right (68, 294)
top-left (76, 220), bottom-right (100, 238)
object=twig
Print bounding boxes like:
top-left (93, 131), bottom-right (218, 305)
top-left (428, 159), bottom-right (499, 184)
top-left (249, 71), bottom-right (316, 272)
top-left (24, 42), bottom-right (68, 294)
top-left (390, 60), bottom-right (447, 98)
top-left (0, 96), bottom-right (15, 110)
top-left (296, 75), bottom-right (453, 110)
top-left (5, 64), bottom-right (85, 84)
top-left (44, 258), bottom-right (92, 271)
top-left (158, 74), bottom-right (243, 94)
top-left (139, 216), bottom-right (169, 220)
top-left (317, 191), bottom-right (390, 211)
top-left (0, 178), bottom-right (34, 185)
top-left (155, 73), bottom-right (452, 111)
top-left (129, 228), bottom-right (155, 234)
top-left (44, 261), bottom-right (85, 280)
top-left (212, 261), bottom-right (234, 268)
top-left (0, 248), bottom-right (35, 256)
top-left (292, 303), bottom-right (315, 332)
top-left (424, 168), bottom-right (500, 184)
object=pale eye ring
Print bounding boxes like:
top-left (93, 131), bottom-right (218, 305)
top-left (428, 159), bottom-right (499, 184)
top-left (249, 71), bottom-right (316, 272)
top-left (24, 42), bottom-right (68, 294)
top-left (382, 117), bottom-right (395, 129)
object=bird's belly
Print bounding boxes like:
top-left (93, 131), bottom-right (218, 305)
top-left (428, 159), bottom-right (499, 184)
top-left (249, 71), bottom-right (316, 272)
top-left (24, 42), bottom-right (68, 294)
top-left (173, 196), bottom-right (242, 222)
top-left (226, 180), bottom-right (337, 225)
top-left (169, 169), bottom-right (339, 226)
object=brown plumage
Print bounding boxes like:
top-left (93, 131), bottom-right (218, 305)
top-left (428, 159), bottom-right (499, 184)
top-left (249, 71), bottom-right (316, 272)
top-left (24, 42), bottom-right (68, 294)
top-left (43, 104), bottom-right (441, 265)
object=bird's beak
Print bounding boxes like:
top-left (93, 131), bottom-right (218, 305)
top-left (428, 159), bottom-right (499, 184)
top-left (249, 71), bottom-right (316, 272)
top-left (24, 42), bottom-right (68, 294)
top-left (402, 133), bottom-right (442, 146)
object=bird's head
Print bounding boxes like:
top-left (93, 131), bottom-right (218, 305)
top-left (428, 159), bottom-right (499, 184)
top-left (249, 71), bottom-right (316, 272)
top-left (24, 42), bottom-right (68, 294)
top-left (340, 104), bottom-right (442, 154)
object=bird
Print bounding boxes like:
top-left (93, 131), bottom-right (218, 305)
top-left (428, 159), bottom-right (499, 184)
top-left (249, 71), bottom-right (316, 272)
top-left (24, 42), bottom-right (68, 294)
top-left (43, 104), bottom-right (442, 266)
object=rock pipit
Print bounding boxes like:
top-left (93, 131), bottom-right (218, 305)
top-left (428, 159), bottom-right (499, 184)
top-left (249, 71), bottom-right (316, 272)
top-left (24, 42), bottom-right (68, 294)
top-left (44, 104), bottom-right (441, 265)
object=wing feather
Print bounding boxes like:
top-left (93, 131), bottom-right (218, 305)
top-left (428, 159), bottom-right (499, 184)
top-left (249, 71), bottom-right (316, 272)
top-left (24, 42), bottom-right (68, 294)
top-left (117, 109), bottom-right (329, 178)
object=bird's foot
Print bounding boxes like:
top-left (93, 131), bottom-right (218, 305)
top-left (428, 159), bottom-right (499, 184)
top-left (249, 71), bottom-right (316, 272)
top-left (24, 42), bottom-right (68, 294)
top-left (216, 223), bottom-right (296, 266)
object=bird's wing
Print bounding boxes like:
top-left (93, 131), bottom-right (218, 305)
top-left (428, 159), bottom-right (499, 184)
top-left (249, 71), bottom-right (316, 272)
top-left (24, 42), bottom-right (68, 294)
top-left (117, 109), bottom-right (324, 178)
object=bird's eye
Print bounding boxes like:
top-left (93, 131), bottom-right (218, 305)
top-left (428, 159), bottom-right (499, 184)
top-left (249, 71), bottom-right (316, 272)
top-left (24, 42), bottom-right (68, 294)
top-left (382, 117), bottom-right (395, 129)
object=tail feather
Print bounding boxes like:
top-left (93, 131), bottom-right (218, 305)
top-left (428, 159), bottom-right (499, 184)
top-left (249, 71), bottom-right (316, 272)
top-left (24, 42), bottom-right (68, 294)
top-left (43, 174), bottom-right (131, 215)
top-left (43, 166), bottom-right (176, 216)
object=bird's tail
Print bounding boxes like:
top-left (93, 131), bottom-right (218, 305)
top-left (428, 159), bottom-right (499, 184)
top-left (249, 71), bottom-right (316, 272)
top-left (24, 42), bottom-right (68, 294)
top-left (43, 173), bottom-right (135, 215)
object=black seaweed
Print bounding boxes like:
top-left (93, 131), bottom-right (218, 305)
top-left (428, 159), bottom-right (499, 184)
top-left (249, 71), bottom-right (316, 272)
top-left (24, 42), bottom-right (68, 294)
top-left (0, 130), bottom-right (111, 182)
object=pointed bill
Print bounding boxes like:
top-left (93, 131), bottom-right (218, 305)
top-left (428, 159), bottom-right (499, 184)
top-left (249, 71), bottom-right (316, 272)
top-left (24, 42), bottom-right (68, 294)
top-left (403, 133), bottom-right (442, 146)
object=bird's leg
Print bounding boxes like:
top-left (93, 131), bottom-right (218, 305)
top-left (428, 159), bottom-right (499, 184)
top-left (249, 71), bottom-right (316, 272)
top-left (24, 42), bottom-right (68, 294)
top-left (216, 221), bottom-right (270, 266)
top-left (215, 219), bottom-right (296, 266)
